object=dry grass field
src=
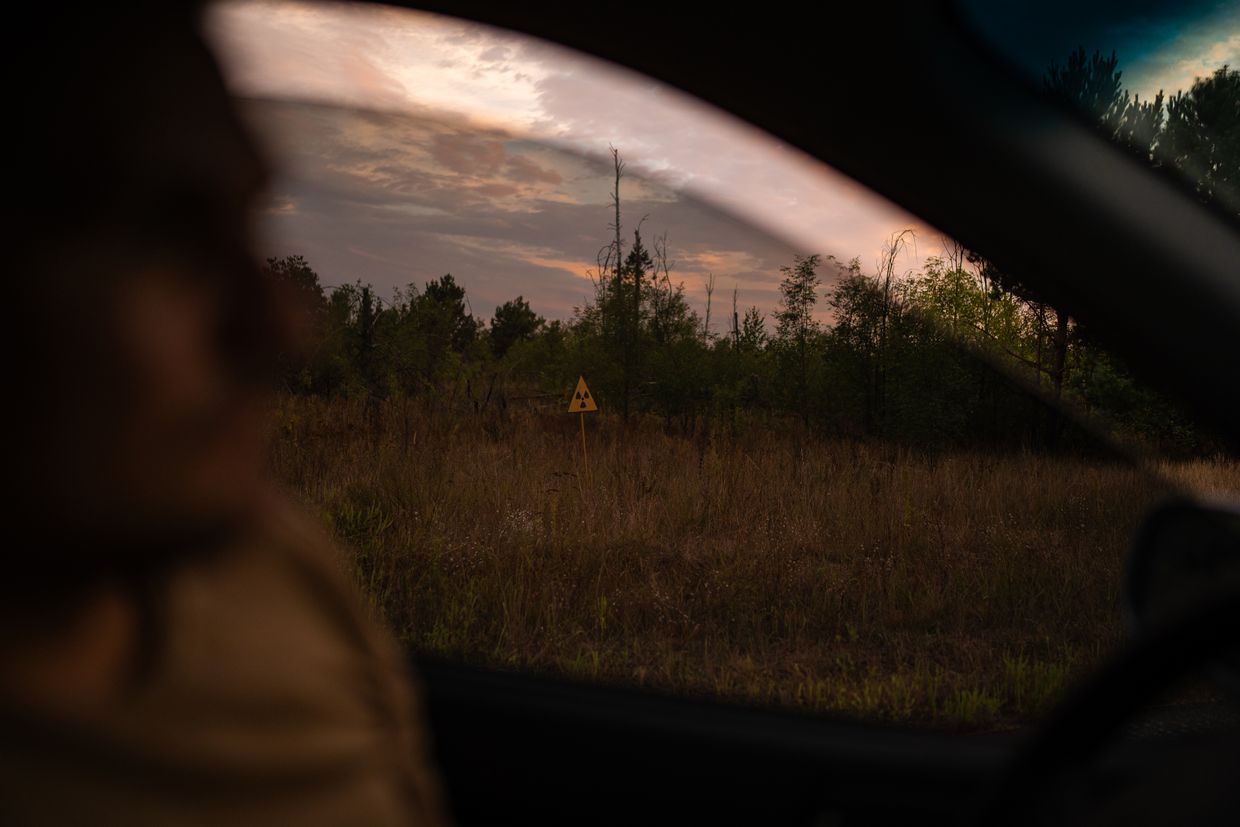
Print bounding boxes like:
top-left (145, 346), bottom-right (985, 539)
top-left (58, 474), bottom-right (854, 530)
top-left (267, 396), bottom-right (1240, 730)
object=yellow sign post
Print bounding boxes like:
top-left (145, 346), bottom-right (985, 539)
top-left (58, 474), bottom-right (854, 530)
top-left (568, 376), bottom-right (598, 484)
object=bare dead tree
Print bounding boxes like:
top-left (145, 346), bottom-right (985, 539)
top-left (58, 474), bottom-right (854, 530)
top-left (609, 146), bottom-right (625, 295)
top-left (874, 229), bottom-right (917, 432)
top-left (653, 232), bottom-right (673, 292)
top-left (583, 147), bottom-right (628, 324)
top-left (941, 235), bottom-right (967, 273)
top-left (703, 272), bottom-right (716, 341)
top-left (731, 285), bottom-right (740, 349)
top-left (651, 231), bottom-right (677, 343)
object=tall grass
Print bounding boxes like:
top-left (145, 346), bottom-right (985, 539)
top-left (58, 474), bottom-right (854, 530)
top-left (268, 396), bottom-right (1207, 730)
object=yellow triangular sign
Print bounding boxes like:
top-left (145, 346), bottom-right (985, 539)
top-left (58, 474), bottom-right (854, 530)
top-left (568, 376), bottom-right (598, 413)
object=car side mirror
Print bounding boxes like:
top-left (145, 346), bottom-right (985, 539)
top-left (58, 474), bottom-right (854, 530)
top-left (1126, 498), bottom-right (1240, 689)
top-left (1127, 498), bottom-right (1240, 628)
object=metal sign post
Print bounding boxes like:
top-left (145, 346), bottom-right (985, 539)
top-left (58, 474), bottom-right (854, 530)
top-left (568, 376), bottom-right (598, 484)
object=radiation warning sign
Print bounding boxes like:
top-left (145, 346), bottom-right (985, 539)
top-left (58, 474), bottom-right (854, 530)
top-left (568, 376), bottom-right (598, 413)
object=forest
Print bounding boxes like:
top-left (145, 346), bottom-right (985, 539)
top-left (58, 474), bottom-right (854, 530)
top-left (265, 53), bottom-right (1236, 459)
top-left (265, 52), bottom-right (1239, 728)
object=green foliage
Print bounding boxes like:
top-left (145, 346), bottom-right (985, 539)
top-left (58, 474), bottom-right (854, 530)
top-left (772, 254), bottom-right (824, 422)
top-left (266, 52), bottom-right (1235, 453)
top-left (774, 253), bottom-right (823, 345)
top-left (273, 241), bottom-right (1211, 454)
top-left (490, 296), bottom-right (543, 358)
top-left (1044, 48), bottom-right (1131, 137)
top-left (265, 254), bottom-right (324, 305)
top-left (738, 307), bottom-right (767, 352)
top-left (1160, 65), bottom-right (1240, 217)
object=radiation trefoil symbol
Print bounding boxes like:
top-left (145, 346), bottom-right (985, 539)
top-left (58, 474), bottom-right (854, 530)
top-left (568, 376), bottom-right (598, 413)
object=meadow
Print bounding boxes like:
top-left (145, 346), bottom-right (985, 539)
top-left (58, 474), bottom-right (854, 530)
top-left (268, 395), bottom-right (1240, 730)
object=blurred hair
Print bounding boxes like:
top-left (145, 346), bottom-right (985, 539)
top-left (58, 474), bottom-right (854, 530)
top-left (2, 3), bottom-right (278, 627)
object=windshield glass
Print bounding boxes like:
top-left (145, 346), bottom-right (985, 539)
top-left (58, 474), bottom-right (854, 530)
top-left (956, 0), bottom-right (1240, 220)
top-left (208, 1), bottom-right (1238, 732)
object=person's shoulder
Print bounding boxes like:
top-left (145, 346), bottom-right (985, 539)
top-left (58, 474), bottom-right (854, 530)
top-left (242, 485), bottom-right (453, 823)
top-left (245, 484), bottom-right (394, 651)
top-left (254, 485), bottom-right (344, 569)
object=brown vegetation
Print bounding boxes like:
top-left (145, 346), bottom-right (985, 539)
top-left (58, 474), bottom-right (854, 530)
top-left (268, 396), bottom-right (1240, 729)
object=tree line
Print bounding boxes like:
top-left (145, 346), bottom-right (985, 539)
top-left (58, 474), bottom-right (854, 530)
top-left (265, 51), bottom-right (1237, 456)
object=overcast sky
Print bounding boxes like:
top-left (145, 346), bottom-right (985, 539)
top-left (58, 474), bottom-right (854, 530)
top-left (247, 99), bottom-right (811, 321)
top-left (205, 1), bottom-right (945, 324)
top-left (206, 1), bottom-right (1237, 323)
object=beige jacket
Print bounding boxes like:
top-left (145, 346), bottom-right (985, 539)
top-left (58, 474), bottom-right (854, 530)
top-left (0, 494), bottom-right (449, 826)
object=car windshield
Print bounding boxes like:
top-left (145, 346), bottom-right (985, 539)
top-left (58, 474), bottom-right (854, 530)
top-left (957, 0), bottom-right (1240, 221)
top-left (207, 0), bottom-right (1240, 732)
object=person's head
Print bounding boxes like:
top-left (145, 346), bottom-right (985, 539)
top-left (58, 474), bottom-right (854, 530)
top-left (6, 3), bottom-right (280, 598)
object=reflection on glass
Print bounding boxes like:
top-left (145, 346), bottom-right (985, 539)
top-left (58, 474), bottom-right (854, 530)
top-left (209, 3), bottom-right (1240, 731)
top-left (958, 0), bottom-right (1240, 217)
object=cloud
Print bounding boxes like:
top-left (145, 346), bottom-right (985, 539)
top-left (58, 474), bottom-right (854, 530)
top-left (959, 1), bottom-right (1239, 102)
top-left (478, 44), bottom-right (512, 63)
top-left (1127, 26), bottom-right (1240, 99)
top-left (247, 101), bottom-right (810, 321)
top-left (211, 1), bottom-right (942, 322)
top-left (505, 154), bottom-right (562, 185)
top-left (428, 133), bottom-right (507, 176)
top-left (209, 2), bottom-right (935, 237)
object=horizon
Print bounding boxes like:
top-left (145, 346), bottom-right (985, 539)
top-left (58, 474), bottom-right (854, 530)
top-left (208, 0), bottom-right (1237, 325)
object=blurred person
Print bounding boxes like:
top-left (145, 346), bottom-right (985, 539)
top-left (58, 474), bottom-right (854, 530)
top-left (0, 4), bottom-right (450, 824)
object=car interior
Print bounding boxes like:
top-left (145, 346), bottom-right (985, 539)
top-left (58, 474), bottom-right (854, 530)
top-left (197, 1), bottom-right (1240, 824)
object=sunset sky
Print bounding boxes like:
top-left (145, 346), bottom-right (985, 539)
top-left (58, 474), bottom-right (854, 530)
top-left (206, 0), bottom-right (1238, 323)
